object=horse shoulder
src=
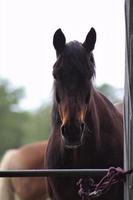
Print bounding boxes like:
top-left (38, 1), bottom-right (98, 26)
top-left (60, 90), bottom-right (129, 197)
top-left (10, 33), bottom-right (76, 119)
top-left (0, 149), bottom-right (18, 170)
top-left (0, 141), bottom-right (46, 170)
top-left (0, 150), bottom-right (21, 200)
top-left (6, 140), bottom-right (47, 170)
top-left (11, 141), bottom-right (48, 200)
top-left (16, 141), bottom-right (47, 169)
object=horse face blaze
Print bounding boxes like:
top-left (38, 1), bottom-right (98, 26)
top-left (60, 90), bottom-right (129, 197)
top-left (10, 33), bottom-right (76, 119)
top-left (59, 101), bottom-right (86, 148)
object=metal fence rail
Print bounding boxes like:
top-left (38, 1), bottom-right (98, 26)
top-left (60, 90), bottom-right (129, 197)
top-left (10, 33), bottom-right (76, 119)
top-left (0, 169), bottom-right (108, 178)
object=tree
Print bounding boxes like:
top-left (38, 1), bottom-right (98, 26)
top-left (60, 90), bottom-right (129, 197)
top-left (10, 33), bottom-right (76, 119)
top-left (22, 104), bottom-right (51, 144)
top-left (0, 79), bottom-right (30, 157)
top-left (96, 83), bottom-right (123, 103)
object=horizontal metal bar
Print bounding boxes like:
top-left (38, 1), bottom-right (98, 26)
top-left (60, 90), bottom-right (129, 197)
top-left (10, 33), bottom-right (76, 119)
top-left (0, 169), bottom-right (108, 178)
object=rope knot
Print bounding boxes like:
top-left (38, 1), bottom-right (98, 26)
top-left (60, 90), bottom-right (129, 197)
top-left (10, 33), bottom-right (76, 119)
top-left (77, 167), bottom-right (128, 199)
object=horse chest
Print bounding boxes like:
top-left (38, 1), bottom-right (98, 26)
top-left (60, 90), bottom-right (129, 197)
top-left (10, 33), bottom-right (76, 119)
top-left (47, 142), bottom-right (97, 170)
top-left (49, 177), bottom-right (81, 200)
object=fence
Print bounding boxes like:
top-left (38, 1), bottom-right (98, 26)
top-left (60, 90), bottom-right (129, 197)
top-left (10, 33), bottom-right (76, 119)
top-left (0, 169), bottom-right (108, 177)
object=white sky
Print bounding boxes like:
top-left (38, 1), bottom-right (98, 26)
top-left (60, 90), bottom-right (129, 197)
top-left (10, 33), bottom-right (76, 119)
top-left (0, 0), bottom-right (125, 110)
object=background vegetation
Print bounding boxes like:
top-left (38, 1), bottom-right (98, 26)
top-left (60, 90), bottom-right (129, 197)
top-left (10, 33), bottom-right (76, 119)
top-left (0, 78), bottom-right (123, 158)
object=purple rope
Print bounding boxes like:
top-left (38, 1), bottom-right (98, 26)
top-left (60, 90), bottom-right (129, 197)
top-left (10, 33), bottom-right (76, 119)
top-left (77, 167), bottom-right (133, 200)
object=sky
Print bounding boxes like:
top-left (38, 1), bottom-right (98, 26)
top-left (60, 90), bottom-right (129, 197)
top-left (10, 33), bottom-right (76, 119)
top-left (0, 0), bottom-right (125, 110)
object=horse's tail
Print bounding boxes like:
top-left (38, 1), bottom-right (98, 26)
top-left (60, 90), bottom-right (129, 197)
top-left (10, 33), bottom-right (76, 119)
top-left (0, 150), bottom-right (16, 200)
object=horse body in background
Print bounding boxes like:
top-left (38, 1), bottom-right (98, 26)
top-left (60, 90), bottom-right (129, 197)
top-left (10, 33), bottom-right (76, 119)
top-left (45, 28), bottom-right (123, 200)
top-left (0, 140), bottom-right (49, 200)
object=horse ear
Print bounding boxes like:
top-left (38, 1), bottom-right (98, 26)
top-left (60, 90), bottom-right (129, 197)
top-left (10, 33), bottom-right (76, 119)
top-left (53, 29), bottom-right (66, 55)
top-left (83, 28), bottom-right (96, 52)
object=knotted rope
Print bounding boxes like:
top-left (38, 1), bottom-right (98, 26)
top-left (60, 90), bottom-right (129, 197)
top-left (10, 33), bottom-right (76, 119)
top-left (77, 167), bottom-right (133, 200)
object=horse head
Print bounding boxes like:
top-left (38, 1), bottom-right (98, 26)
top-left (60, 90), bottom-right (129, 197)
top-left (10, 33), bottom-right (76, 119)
top-left (52, 28), bottom-right (96, 148)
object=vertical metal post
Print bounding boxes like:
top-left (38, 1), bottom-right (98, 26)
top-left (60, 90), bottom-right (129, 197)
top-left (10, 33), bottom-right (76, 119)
top-left (124, 0), bottom-right (133, 199)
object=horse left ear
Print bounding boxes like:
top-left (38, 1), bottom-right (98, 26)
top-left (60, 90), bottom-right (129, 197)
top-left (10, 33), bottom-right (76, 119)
top-left (83, 28), bottom-right (96, 52)
top-left (53, 29), bottom-right (66, 56)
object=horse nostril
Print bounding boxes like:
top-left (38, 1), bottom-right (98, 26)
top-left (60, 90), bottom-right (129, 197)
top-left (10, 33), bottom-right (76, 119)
top-left (81, 122), bottom-right (85, 133)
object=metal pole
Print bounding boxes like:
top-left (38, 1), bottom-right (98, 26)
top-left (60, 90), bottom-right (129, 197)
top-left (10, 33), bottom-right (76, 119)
top-left (124, 0), bottom-right (133, 199)
top-left (0, 169), bottom-right (108, 178)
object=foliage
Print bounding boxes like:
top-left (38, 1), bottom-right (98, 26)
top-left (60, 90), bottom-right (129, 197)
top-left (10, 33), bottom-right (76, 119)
top-left (22, 104), bottom-right (51, 144)
top-left (0, 79), bottom-right (30, 157)
top-left (96, 83), bottom-right (122, 103)
top-left (0, 78), bottom-right (52, 157)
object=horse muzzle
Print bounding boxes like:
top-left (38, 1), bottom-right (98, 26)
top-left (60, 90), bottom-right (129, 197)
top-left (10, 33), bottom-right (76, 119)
top-left (60, 122), bottom-right (85, 148)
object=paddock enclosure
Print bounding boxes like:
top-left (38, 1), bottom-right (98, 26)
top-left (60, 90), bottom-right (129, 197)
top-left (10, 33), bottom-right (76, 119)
top-left (0, 0), bottom-right (133, 200)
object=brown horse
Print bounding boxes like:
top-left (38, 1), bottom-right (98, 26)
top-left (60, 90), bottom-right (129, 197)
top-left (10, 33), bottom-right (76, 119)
top-left (0, 140), bottom-right (50, 200)
top-left (45, 28), bottom-right (123, 200)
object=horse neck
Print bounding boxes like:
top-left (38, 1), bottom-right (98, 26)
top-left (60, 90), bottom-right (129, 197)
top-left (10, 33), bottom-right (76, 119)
top-left (85, 89), bottom-right (101, 149)
top-left (87, 89), bottom-right (123, 149)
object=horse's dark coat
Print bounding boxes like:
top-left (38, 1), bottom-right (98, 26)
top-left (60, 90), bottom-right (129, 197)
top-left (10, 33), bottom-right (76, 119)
top-left (45, 28), bottom-right (123, 200)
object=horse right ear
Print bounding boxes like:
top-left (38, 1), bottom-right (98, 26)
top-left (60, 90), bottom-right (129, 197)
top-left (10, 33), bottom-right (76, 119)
top-left (53, 29), bottom-right (66, 56)
top-left (83, 28), bottom-right (96, 52)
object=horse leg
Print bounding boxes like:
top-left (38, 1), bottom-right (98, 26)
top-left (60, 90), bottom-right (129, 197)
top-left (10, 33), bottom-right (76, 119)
top-left (0, 177), bottom-right (15, 200)
top-left (0, 150), bottom-right (17, 200)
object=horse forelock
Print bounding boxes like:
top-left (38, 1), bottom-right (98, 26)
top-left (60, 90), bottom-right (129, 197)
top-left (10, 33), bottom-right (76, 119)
top-left (53, 41), bottom-right (96, 81)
